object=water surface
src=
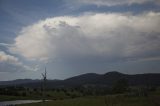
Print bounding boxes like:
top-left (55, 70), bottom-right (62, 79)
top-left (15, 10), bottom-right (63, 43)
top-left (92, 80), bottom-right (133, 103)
top-left (0, 100), bottom-right (42, 106)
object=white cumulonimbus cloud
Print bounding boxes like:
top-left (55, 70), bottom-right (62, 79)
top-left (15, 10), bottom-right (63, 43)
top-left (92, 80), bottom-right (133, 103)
top-left (10, 12), bottom-right (160, 62)
top-left (0, 51), bottom-right (34, 72)
top-left (69, 0), bottom-right (159, 6)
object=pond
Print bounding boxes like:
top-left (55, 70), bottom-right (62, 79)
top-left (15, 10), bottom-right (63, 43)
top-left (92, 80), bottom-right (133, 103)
top-left (0, 100), bottom-right (42, 106)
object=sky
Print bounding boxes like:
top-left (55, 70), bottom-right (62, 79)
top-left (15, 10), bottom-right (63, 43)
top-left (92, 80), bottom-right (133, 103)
top-left (0, 0), bottom-right (160, 81)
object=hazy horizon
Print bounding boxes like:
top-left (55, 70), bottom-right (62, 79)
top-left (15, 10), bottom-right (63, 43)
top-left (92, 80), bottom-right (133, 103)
top-left (1, 70), bottom-right (160, 81)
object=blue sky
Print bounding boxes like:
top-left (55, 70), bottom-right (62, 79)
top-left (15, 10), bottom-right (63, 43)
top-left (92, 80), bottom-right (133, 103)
top-left (0, 0), bottom-right (160, 81)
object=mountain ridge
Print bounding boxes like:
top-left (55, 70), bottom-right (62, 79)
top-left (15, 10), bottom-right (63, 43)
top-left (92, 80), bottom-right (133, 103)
top-left (0, 71), bottom-right (160, 88)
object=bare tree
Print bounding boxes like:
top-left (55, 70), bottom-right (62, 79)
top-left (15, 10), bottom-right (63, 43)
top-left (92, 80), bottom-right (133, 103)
top-left (42, 67), bottom-right (47, 102)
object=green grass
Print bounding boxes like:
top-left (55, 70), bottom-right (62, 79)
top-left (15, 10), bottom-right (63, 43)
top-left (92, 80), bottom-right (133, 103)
top-left (18, 95), bottom-right (157, 106)
top-left (1, 89), bottom-right (160, 106)
top-left (0, 90), bottom-right (81, 102)
top-left (0, 95), bottom-right (32, 102)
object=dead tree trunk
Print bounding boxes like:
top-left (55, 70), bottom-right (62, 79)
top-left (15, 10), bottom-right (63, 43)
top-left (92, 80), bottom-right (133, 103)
top-left (42, 67), bottom-right (47, 102)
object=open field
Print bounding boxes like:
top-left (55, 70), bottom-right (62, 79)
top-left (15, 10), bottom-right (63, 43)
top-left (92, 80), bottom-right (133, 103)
top-left (0, 87), bottom-right (160, 106)
top-left (0, 88), bottom-right (159, 106)
top-left (16, 90), bottom-right (160, 106)
top-left (18, 94), bottom-right (160, 106)
top-left (1, 78), bottom-right (160, 106)
top-left (0, 87), bottom-right (83, 102)
top-left (0, 95), bottom-right (30, 102)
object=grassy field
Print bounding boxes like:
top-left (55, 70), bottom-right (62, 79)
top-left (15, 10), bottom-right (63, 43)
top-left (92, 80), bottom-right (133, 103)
top-left (1, 88), bottom-right (160, 106)
top-left (0, 89), bottom-right (82, 101)
top-left (18, 93), bottom-right (160, 106)
top-left (0, 95), bottom-right (27, 102)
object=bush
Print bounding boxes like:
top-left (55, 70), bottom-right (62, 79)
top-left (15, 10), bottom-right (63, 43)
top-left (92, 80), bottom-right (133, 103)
top-left (112, 78), bottom-right (129, 94)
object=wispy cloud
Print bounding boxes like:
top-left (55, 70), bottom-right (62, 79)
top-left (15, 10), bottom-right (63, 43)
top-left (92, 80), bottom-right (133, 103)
top-left (0, 51), bottom-right (35, 72)
top-left (0, 43), bottom-right (14, 48)
top-left (136, 57), bottom-right (160, 62)
top-left (69, 0), bottom-right (159, 6)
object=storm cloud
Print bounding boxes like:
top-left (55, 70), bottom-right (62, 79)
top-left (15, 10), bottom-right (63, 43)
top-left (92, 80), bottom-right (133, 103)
top-left (10, 12), bottom-right (160, 64)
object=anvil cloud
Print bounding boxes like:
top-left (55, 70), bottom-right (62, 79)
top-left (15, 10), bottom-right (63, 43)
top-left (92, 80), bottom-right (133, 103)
top-left (11, 12), bottom-right (160, 63)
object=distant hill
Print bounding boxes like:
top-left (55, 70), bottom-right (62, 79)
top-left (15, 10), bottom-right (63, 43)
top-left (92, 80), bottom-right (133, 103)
top-left (0, 71), bottom-right (160, 88)
top-left (63, 71), bottom-right (160, 87)
top-left (0, 79), bottom-right (40, 86)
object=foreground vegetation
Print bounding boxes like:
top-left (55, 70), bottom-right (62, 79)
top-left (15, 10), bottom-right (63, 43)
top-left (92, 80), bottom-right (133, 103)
top-left (0, 78), bottom-right (160, 106)
top-left (0, 78), bottom-right (131, 101)
top-left (0, 87), bottom-right (82, 101)
top-left (0, 88), bottom-right (159, 106)
top-left (18, 92), bottom-right (160, 106)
